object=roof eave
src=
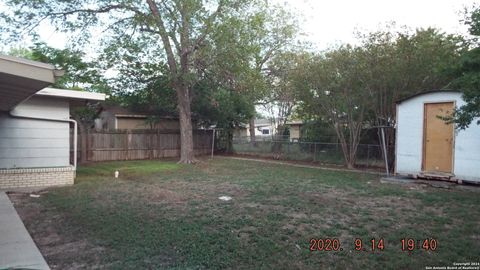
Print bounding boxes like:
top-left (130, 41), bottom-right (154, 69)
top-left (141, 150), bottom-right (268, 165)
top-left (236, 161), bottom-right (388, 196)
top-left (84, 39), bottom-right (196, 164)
top-left (36, 87), bottom-right (106, 101)
top-left (395, 90), bottom-right (461, 104)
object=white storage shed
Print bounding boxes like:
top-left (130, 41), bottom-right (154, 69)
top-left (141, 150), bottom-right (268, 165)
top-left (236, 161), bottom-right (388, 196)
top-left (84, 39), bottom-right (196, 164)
top-left (395, 90), bottom-right (480, 183)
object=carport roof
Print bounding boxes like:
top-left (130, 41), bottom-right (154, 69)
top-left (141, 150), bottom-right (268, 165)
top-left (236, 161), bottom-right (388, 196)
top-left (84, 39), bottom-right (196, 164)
top-left (0, 54), bottom-right (64, 111)
top-left (36, 87), bottom-right (106, 101)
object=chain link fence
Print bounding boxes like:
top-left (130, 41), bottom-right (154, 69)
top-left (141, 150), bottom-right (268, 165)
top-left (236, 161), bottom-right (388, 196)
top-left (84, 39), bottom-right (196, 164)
top-left (231, 137), bottom-right (388, 169)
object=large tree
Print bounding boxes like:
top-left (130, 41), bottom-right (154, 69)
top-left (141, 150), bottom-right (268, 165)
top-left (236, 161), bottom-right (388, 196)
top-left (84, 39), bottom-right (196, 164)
top-left (1, 0), bottom-right (286, 163)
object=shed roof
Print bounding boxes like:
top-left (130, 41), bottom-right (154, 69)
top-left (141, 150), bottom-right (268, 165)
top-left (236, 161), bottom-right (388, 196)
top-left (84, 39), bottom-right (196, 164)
top-left (396, 90), bottom-right (461, 104)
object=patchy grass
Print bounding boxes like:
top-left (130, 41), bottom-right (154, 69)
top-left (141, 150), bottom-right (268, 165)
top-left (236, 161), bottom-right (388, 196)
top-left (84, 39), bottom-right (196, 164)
top-left (10, 158), bottom-right (480, 269)
top-left (76, 160), bottom-right (181, 177)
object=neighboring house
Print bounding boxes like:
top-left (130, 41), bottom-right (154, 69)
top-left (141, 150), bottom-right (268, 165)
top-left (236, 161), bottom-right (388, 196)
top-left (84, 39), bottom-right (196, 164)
top-left (96, 105), bottom-right (180, 131)
top-left (233, 119), bottom-right (276, 139)
top-left (234, 119), bottom-right (303, 141)
top-left (395, 90), bottom-right (480, 183)
top-left (285, 120), bottom-right (303, 141)
top-left (251, 119), bottom-right (276, 137)
top-left (0, 55), bottom-right (105, 189)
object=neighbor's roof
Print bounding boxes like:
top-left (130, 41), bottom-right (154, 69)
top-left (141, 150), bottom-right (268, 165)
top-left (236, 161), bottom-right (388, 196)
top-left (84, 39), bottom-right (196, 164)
top-left (36, 87), bottom-right (105, 101)
top-left (396, 90), bottom-right (461, 104)
top-left (99, 105), bottom-right (132, 115)
top-left (254, 119), bottom-right (272, 126)
top-left (0, 54), bottom-right (65, 111)
top-left (99, 105), bottom-right (178, 119)
top-left (285, 120), bottom-right (303, 125)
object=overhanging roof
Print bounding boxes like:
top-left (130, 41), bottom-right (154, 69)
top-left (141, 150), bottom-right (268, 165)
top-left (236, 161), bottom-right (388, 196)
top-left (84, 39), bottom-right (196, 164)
top-left (0, 54), bottom-right (64, 111)
top-left (36, 88), bottom-right (106, 101)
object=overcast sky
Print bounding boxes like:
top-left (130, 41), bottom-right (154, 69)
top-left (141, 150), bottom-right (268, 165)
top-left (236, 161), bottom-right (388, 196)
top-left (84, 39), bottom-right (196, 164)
top-left (281, 0), bottom-right (476, 49)
top-left (2, 0), bottom-right (476, 52)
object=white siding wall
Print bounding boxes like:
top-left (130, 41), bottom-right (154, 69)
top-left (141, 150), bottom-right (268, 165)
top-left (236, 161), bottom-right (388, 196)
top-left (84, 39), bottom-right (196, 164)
top-left (454, 105), bottom-right (480, 181)
top-left (396, 91), bottom-right (480, 182)
top-left (0, 97), bottom-right (70, 169)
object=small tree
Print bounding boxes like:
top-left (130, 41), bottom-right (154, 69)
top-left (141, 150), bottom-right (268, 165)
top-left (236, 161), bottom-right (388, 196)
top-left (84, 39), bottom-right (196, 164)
top-left (262, 52), bottom-right (305, 140)
top-left (295, 47), bottom-right (371, 169)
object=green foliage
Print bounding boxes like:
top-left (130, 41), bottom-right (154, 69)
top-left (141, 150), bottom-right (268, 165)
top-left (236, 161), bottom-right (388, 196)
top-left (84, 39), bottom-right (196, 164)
top-left (447, 6), bottom-right (480, 129)
top-left (448, 47), bottom-right (480, 129)
top-left (292, 27), bottom-right (465, 167)
top-left (7, 46), bottom-right (33, 58)
top-left (357, 27), bottom-right (466, 126)
top-left (192, 81), bottom-right (254, 129)
top-left (115, 71), bottom-right (178, 117)
top-left (8, 42), bottom-right (110, 93)
top-left (293, 46), bottom-right (370, 167)
top-left (0, 0), bottom-right (298, 161)
top-left (299, 120), bottom-right (338, 143)
top-left (464, 5), bottom-right (480, 37)
top-left (7, 43), bottom-right (112, 126)
top-left (262, 52), bottom-right (306, 131)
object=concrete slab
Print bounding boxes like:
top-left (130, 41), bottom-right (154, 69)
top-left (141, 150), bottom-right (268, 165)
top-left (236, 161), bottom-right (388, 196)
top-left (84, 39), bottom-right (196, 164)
top-left (0, 192), bottom-right (50, 270)
top-left (380, 176), bottom-right (416, 184)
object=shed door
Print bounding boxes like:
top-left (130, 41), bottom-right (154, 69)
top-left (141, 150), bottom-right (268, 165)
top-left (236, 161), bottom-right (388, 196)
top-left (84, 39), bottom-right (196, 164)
top-left (423, 102), bottom-right (454, 173)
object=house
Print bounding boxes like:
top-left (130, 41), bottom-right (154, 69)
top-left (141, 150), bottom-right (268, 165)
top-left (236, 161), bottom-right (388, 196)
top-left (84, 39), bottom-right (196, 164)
top-left (395, 90), bottom-right (480, 183)
top-left (285, 120), bottom-right (303, 141)
top-left (250, 119), bottom-right (276, 137)
top-left (233, 119), bottom-right (304, 141)
top-left (96, 105), bottom-right (180, 131)
top-left (0, 54), bottom-right (105, 189)
top-left (233, 119), bottom-right (276, 139)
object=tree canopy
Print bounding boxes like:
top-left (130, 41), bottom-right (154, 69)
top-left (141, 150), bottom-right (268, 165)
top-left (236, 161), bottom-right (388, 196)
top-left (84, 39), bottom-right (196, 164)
top-left (1, 0), bottom-right (297, 163)
top-left (293, 27), bottom-right (467, 168)
top-left (447, 6), bottom-right (480, 129)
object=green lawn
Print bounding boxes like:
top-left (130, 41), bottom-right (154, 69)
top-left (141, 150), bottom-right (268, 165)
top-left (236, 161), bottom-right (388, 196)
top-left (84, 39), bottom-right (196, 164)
top-left (11, 158), bottom-right (480, 269)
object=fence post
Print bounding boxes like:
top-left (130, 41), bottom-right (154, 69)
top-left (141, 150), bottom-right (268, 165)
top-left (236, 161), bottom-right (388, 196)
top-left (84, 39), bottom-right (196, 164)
top-left (313, 143), bottom-right (317, 162)
top-left (86, 129), bottom-right (90, 162)
top-left (125, 130), bottom-right (129, 161)
top-left (366, 145), bottom-right (370, 169)
top-left (211, 129), bottom-right (215, 158)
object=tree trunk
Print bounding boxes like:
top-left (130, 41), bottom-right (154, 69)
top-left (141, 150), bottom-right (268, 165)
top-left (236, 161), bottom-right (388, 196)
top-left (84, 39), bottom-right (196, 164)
top-left (176, 85), bottom-right (197, 164)
top-left (333, 124), bottom-right (356, 169)
top-left (79, 122), bottom-right (88, 164)
top-left (225, 129), bottom-right (234, 153)
top-left (249, 117), bottom-right (256, 146)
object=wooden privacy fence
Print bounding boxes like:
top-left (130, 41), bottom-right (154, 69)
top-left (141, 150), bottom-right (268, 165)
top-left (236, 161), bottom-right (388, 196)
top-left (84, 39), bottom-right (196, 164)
top-left (75, 129), bottom-right (213, 162)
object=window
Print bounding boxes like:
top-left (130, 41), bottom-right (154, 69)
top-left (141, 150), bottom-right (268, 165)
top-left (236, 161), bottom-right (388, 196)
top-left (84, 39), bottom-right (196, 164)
top-left (262, 129), bottom-right (270, 135)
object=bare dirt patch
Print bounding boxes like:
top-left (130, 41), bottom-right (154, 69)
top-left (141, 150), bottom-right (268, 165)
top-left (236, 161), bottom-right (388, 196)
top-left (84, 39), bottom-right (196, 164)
top-left (8, 192), bottom-right (109, 270)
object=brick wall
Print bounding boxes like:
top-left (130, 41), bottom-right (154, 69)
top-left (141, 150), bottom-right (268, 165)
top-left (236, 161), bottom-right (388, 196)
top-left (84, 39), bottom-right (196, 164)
top-left (0, 166), bottom-right (75, 190)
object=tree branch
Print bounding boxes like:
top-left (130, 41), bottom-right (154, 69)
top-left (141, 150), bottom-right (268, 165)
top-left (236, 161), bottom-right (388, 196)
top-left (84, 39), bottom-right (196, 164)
top-left (188, 0), bottom-right (225, 55)
top-left (146, 0), bottom-right (178, 76)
